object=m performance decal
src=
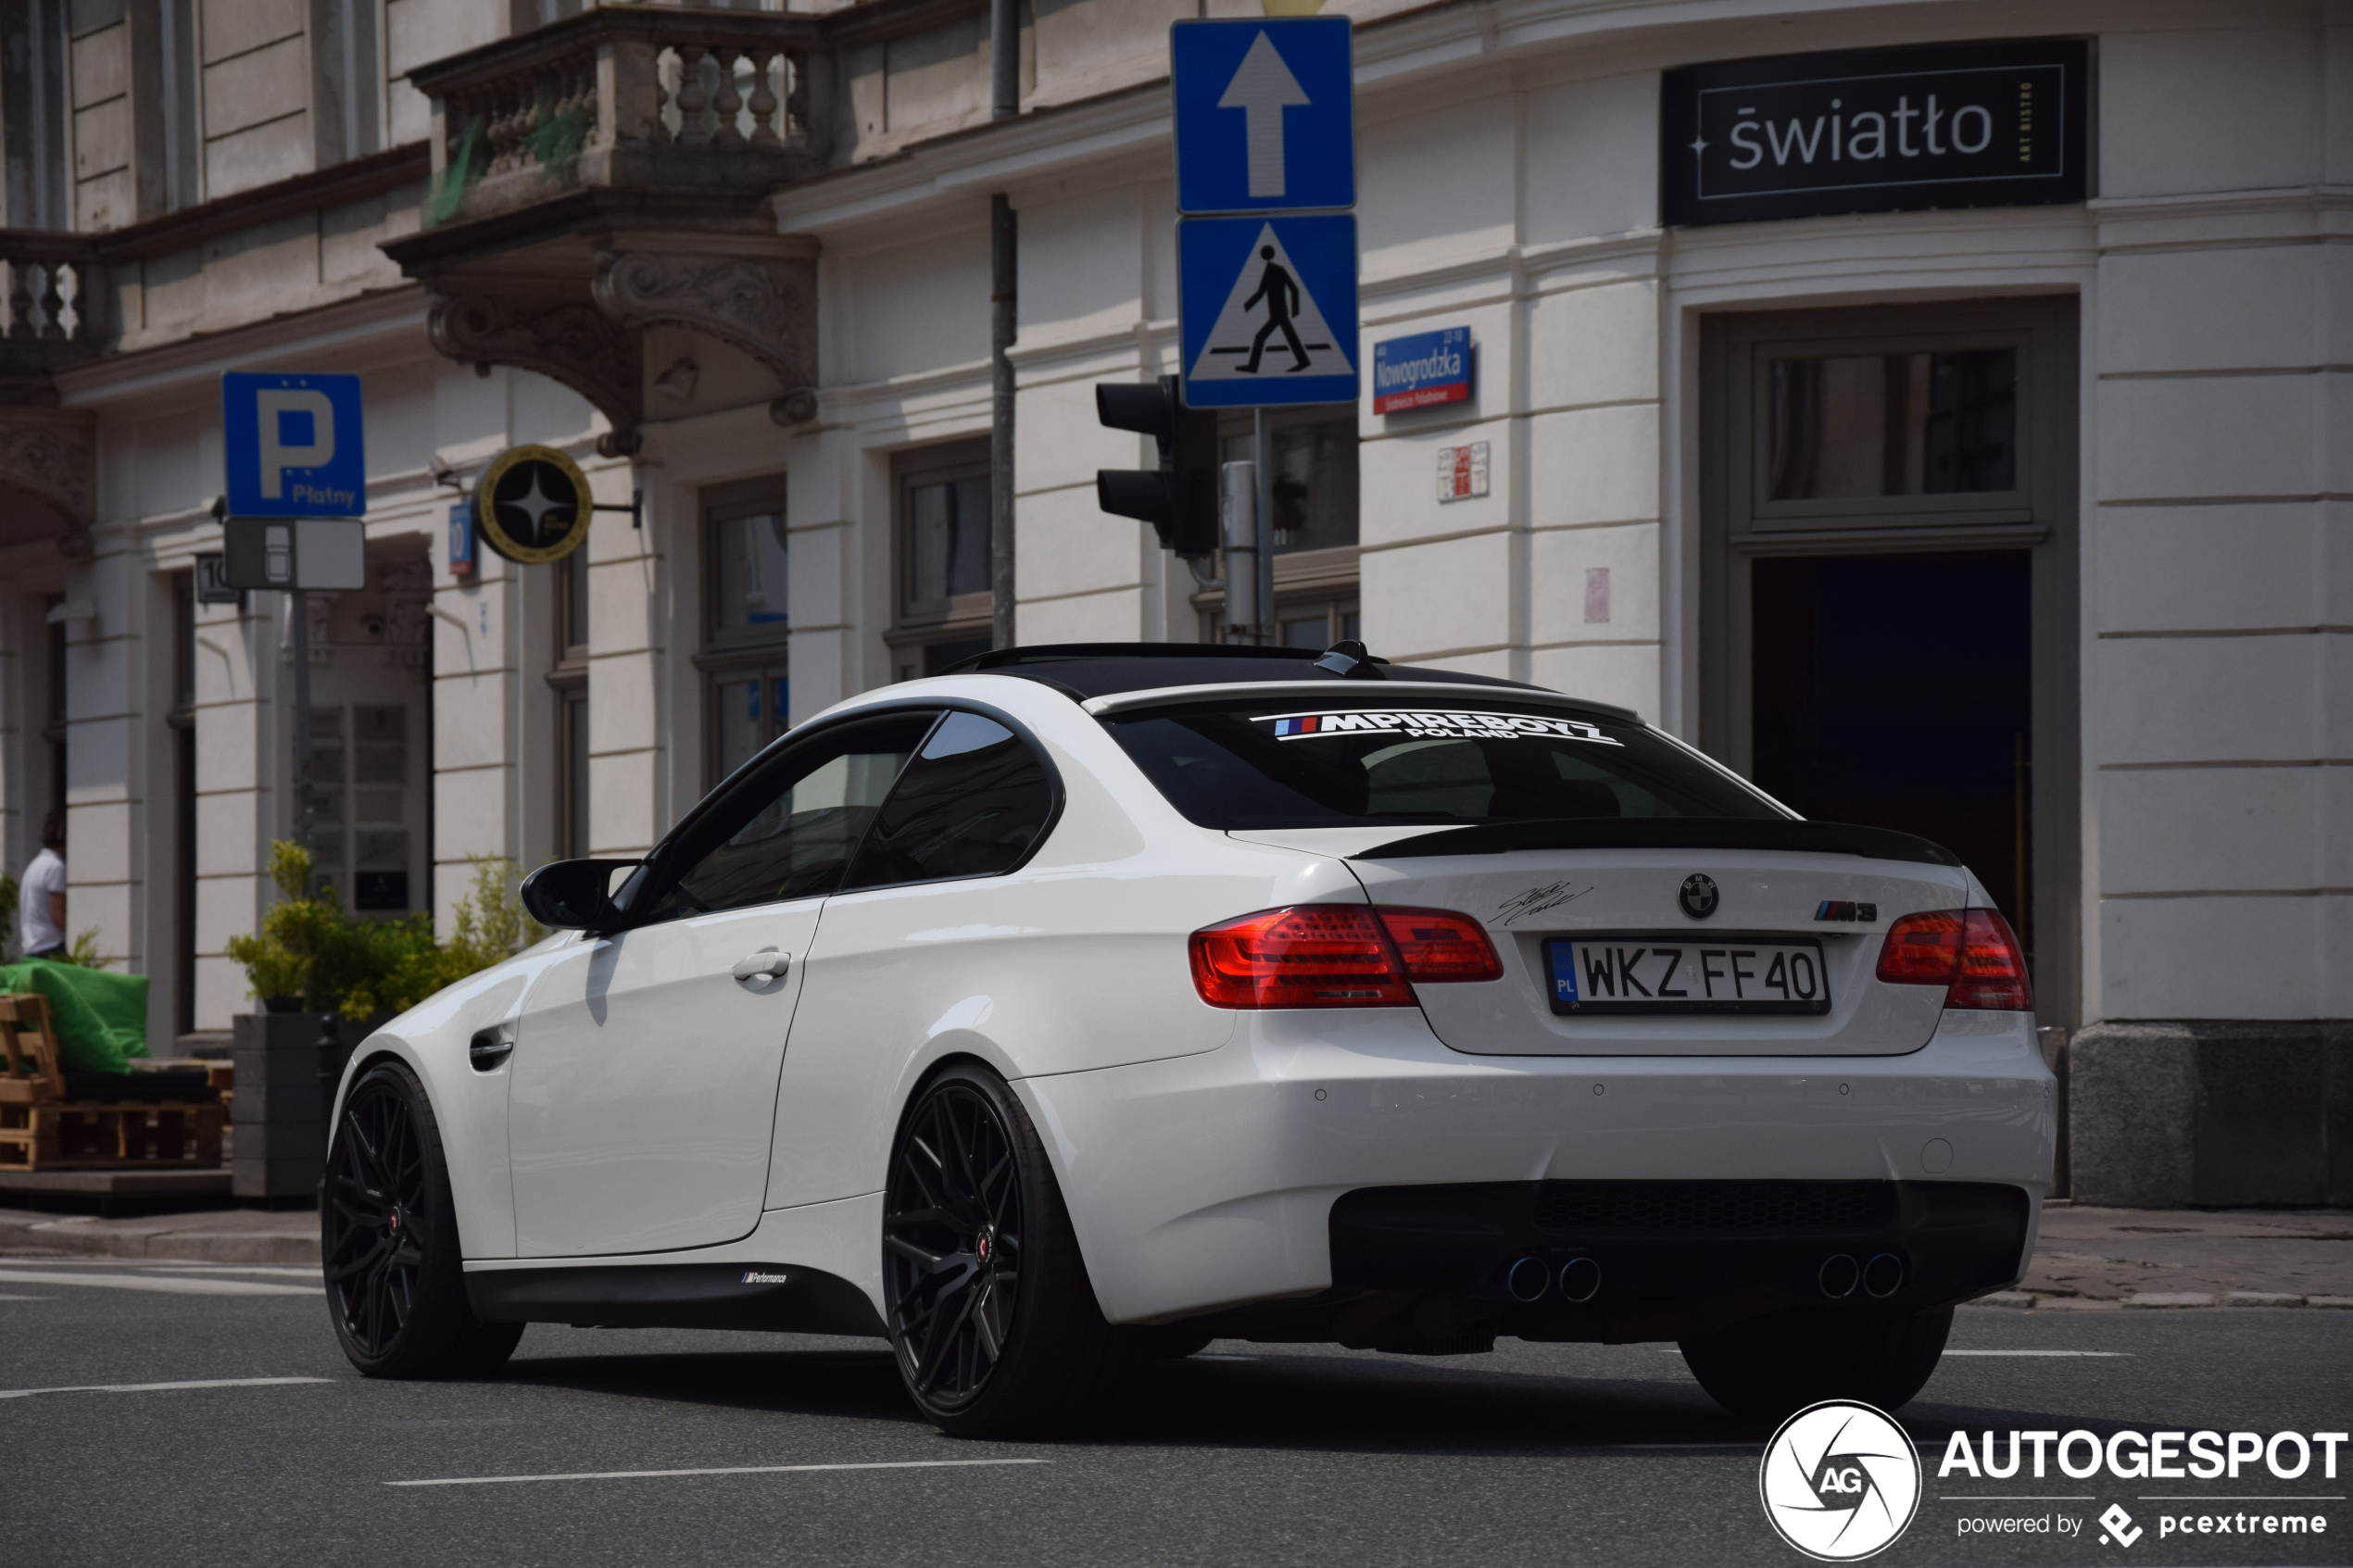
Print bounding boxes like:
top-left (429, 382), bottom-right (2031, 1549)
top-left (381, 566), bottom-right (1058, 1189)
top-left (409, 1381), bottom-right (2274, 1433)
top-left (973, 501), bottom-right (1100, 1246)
top-left (1259, 710), bottom-right (1622, 745)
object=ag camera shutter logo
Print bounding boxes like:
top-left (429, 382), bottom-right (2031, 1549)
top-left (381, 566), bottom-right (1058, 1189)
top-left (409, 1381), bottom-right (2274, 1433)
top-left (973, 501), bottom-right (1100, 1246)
top-left (1759, 1400), bottom-right (1922, 1561)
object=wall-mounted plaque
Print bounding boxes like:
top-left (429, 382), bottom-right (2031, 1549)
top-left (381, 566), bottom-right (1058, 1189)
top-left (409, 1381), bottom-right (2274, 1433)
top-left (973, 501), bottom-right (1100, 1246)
top-left (1662, 39), bottom-right (2089, 228)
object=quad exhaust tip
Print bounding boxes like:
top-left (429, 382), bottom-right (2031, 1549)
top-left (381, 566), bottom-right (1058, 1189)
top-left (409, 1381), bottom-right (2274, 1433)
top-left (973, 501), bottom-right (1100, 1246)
top-left (1864, 1252), bottom-right (1905, 1298)
top-left (1818, 1254), bottom-right (1859, 1298)
top-left (1506, 1255), bottom-right (1602, 1304)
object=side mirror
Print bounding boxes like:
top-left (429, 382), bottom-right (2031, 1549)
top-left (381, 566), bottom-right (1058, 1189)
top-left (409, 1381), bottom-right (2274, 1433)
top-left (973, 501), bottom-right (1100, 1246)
top-left (520, 859), bottom-right (641, 930)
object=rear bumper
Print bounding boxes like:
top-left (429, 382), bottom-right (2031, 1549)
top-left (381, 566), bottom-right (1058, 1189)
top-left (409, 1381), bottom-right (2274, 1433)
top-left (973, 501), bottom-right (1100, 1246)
top-left (1017, 1006), bottom-right (2051, 1331)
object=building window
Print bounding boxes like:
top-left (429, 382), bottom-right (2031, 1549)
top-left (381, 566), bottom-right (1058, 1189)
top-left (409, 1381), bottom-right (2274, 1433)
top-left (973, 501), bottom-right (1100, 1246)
top-left (1199, 408), bottom-right (1360, 645)
top-left (890, 439), bottom-right (992, 679)
top-left (310, 703), bottom-right (413, 912)
top-left (702, 478), bottom-right (791, 787)
top-left (1225, 409), bottom-right (1360, 555)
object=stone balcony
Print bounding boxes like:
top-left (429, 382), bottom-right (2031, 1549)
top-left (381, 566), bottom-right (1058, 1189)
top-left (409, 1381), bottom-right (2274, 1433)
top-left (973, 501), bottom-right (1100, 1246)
top-left (0, 232), bottom-right (103, 554)
top-left (384, 6), bottom-right (846, 454)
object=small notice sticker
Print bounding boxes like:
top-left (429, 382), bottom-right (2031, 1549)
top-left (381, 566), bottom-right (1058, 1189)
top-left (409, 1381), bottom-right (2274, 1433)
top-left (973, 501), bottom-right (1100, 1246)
top-left (1437, 442), bottom-right (1490, 502)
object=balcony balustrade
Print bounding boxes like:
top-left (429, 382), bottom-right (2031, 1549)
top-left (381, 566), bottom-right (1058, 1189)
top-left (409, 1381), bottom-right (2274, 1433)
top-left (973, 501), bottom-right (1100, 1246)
top-left (416, 6), bottom-right (829, 230)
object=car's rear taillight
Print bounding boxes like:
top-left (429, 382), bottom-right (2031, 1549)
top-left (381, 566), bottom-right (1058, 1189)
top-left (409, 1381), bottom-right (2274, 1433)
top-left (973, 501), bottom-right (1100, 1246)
top-left (1189, 904), bottom-right (1501, 1009)
top-left (1874, 909), bottom-right (2032, 1010)
top-left (1374, 907), bottom-right (1504, 984)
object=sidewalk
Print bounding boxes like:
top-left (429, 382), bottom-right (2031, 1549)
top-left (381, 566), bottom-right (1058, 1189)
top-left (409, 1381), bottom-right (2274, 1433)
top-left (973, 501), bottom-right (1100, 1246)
top-left (5, 1200), bottom-right (2348, 1299)
top-left (0, 1205), bottom-right (320, 1264)
top-left (1986, 1204), bottom-right (2353, 1310)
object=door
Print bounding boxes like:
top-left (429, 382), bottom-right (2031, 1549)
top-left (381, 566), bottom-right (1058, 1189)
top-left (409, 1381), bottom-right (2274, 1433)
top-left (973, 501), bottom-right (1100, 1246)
top-left (764, 709), bottom-right (1063, 1211)
top-left (507, 710), bottom-right (937, 1256)
top-left (1700, 298), bottom-right (2078, 1022)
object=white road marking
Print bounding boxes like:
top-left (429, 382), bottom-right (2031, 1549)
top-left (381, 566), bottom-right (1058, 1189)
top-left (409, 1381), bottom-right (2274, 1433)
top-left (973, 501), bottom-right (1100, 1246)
top-left (1943, 1495), bottom-right (2095, 1501)
top-left (389, 1458), bottom-right (1051, 1488)
top-left (1943, 1349), bottom-right (2131, 1357)
top-left (0, 1269), bottom-right (320, 1297)
top-left (0, 1376), bottom-right (330, 1401)
top-left (0, 1293), bottom-right (53, 1300)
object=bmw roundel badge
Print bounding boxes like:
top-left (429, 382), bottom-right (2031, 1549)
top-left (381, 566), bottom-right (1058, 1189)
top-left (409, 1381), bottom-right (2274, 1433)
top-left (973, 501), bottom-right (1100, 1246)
top-left (1679, 873), bottom-right (1719, 921)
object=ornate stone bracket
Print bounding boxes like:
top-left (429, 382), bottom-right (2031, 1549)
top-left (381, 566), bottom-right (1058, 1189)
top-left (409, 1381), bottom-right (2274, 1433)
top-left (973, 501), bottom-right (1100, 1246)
top-left (592, 248), bottom-right (817, 425)
top-left (0, 408), bottom-right (97, 557)
top-left (426, 290), bottom-right (646, 457)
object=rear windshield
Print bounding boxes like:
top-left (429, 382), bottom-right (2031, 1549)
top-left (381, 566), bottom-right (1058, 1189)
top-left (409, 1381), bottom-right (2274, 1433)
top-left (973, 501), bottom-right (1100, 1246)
top-left (1104, 701), bottom-right (1780, 831)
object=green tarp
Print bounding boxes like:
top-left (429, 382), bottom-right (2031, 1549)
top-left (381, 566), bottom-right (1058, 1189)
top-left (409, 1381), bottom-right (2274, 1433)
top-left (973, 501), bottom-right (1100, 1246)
top-left (0, 960), bottom-right (152, 1073)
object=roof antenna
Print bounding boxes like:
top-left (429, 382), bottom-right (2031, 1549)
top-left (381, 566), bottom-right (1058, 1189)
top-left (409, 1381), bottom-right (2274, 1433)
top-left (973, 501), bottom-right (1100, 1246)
top-left (1313, 639), bottom-right (1387, 680)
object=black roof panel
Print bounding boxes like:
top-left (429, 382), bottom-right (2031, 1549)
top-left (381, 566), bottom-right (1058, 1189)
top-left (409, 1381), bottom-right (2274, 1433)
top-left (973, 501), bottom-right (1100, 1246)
top-left (939, 642), bottom-right (1554, 702)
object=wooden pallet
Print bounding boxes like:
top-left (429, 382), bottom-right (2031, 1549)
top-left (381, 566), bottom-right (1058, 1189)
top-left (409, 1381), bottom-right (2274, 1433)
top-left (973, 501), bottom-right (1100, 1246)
top-left (0, 993), bottom-right (227, 1170)
top-left (0, 1102), bottom-right (227, 1170)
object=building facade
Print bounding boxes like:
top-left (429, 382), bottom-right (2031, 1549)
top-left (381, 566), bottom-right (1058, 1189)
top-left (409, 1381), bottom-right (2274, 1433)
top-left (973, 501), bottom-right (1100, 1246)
top-left (0, 0), bottom-right (2343, 1202)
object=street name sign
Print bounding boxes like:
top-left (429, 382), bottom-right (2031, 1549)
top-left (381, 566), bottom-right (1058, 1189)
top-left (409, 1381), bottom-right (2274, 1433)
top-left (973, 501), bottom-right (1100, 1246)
top-left (1178, 214), bottom-right (1358, 408)
top-left (1372, 326), bottom-right (1472, 413)
top-left (221, 371), bottom-right (367, 519)
top-left (221, 517), bottom-right (367, 591)
top-left (1172, 18), bottom-right (1353, 214)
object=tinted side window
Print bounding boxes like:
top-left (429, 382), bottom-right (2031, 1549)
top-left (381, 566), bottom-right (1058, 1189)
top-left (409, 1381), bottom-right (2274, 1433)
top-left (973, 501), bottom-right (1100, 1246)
top-left (641, 713), bottom-right (937, 921)
top-left (840, 712), bottom-right (1055, 891)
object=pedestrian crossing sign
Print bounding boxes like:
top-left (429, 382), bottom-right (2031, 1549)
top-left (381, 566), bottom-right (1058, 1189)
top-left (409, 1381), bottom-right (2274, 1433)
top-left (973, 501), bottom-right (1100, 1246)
top-left (1177, 214), bottom-right (1358, 408)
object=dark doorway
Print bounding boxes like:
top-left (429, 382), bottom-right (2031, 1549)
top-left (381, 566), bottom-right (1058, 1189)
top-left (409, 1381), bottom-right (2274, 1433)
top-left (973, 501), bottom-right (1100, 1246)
top-left (1750, 551), bottom-right (2033, 947)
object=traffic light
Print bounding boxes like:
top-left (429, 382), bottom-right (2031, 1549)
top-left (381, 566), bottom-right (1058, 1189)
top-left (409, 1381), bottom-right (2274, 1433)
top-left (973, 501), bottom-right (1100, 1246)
top-left (1095, 374), bottom-right (1220, 558)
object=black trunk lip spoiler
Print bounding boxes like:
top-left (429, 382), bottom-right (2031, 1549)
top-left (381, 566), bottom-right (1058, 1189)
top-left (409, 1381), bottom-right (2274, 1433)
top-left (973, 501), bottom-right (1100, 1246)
top-left (1348, 818), bottom-right (1962, 867)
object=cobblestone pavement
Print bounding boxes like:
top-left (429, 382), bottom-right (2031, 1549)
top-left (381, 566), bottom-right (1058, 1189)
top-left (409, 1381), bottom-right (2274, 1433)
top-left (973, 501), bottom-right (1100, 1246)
top-left (1989, 1203), bottom-right (2353, 1311)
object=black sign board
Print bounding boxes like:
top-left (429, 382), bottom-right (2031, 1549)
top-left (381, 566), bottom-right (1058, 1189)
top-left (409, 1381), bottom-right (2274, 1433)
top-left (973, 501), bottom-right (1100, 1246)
top-left (1662, 39), bottom-right (2088, 228)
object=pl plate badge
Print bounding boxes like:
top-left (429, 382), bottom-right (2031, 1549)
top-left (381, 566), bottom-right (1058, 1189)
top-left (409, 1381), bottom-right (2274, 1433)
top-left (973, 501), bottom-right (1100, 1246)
top-left (1758, 1399), bottom-right (1921, 1561)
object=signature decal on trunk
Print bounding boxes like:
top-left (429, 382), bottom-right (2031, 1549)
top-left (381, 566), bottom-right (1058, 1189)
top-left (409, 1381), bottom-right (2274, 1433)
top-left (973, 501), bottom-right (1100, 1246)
top-left (1260, 709), bottom-right (1623, 745)
top-left (1495, 882), bottom-right (1594, 925)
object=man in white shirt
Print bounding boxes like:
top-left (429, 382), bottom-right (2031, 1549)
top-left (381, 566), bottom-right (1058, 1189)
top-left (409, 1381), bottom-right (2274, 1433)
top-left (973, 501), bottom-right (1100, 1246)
top-left (19, 812), bottom-right (66, 960)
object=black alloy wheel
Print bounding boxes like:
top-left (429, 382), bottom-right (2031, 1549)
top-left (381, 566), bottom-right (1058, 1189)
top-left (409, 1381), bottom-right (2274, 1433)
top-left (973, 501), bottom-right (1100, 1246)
top-left (322, 1060), bottom-right (522, 1378)
top-left (885, 1075), bottom-right (1025, 1410)
top-left (882, 1064), bottom-right (1122, 1436)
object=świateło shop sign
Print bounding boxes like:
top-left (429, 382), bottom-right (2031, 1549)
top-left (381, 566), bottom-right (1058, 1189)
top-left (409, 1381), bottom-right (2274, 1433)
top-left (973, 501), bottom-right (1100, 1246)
top-left (1663, 39), bottom-right (2089, 226)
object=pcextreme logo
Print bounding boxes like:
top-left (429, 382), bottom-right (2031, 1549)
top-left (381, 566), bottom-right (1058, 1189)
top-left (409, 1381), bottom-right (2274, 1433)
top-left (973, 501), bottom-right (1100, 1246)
top-left (1760, 1400), bottom-right (1923, 1561)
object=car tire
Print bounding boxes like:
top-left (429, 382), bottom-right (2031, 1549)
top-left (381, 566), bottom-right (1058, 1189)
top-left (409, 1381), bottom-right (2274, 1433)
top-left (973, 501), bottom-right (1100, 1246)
top-left (883, 1062), bottom-right (1124, 1437)
top-left (1678, 1304), bottom-right (1952, 1422)
top-left (323, 1059), bottom-right (524, 1379)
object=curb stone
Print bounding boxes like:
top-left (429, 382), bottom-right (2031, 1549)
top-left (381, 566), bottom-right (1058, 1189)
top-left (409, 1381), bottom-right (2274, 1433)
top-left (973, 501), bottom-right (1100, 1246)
top-left (0, 1209), bottom-right (320, 1265)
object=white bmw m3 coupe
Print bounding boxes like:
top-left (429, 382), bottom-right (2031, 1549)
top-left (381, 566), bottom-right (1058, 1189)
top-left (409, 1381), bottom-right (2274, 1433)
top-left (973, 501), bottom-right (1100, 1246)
top-left (321, 642), bottom-right (2052, 1436)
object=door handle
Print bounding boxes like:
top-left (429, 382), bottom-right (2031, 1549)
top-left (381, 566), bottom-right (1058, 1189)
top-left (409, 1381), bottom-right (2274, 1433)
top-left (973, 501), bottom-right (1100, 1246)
top-left (469, 1023), bottom-right (515, 1072)
top-left (732, 948), bottom-right (791, 982)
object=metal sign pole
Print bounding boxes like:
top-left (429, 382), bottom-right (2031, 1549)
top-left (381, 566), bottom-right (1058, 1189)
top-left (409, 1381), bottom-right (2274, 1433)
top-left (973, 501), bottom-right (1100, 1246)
top-left (1253, 410), bottom-right (1276, 646)
top-left (1221, 460), bottom-right (1259, 642)
top-left (289, 587), bottom-right (315, 872)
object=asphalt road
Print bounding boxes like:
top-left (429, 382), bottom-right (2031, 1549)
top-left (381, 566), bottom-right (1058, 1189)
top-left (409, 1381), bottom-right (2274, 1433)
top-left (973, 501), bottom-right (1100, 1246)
top-left (2, 1260), bottom-right (2345, 1567)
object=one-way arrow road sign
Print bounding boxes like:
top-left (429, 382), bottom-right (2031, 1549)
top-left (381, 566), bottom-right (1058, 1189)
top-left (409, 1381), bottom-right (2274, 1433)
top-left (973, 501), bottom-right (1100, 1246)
top-left (1173, 17), bottom-right (1353, 214)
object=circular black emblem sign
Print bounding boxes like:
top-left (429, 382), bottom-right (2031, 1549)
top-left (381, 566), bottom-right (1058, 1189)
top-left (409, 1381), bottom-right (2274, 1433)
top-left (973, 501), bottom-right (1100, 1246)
top-left (1679, 873), bottom-right (1720, 921)
top-left (474, 444), bottom-right (592, 564)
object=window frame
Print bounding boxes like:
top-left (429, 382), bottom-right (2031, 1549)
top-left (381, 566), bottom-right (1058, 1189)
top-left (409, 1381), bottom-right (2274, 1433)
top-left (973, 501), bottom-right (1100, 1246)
top-left (616, 697), bottom-right (1066, 926)
top-left (888, 438), bottom-right (994, 671)
top-left (698, 475), bottom-right (792, 790)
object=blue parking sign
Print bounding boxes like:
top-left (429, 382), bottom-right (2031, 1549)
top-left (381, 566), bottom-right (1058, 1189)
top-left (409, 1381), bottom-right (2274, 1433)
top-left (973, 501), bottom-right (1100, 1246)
top-left (1178, 213), bottom-right (1357, 408)
top-left (1172, 18), bottom-right (1354, 215)
top-left (222, 371), bottom-right (366, 518)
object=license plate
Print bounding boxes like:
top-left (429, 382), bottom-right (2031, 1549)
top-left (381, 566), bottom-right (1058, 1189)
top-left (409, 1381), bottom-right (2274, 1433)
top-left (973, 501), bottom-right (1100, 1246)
top-left (1544, 935), bottom-right (1832, 1016)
